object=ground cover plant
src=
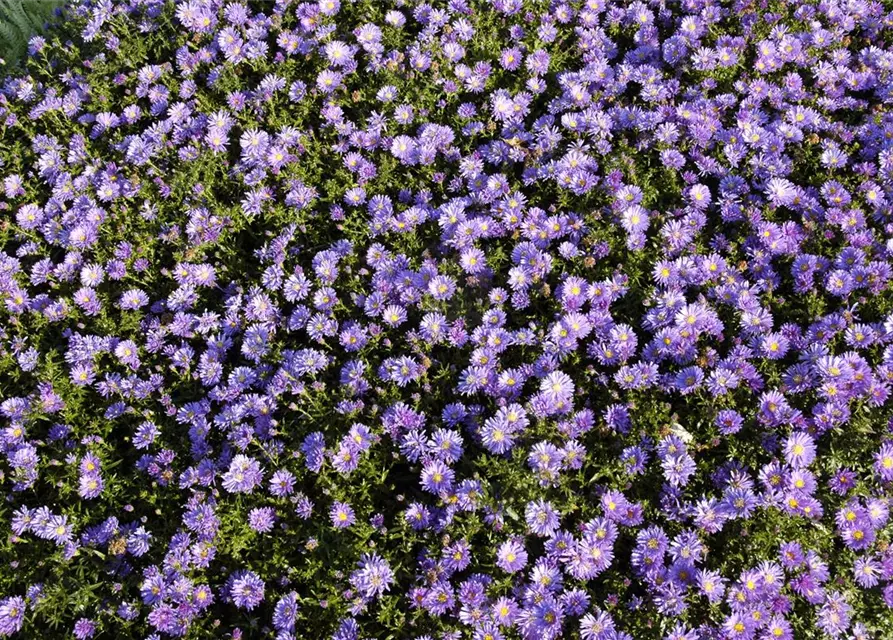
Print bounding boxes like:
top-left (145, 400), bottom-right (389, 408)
top-left (1, 0), bottom-right (893, 638)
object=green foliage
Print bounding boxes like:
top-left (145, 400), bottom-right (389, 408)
top-left (0, 0), bottom-right (64, 67)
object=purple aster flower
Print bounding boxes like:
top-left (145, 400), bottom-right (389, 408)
top-left (301, 432), bottom-right (326, 472)
top-left (295, 494), bottom-right (314, 520)
top-left (765, 618), bottom-right (792, 640)
top-left (525, 499), bottom-right (561, 537)
top-left (537, 370), bottom-right (574, 413)
top-left (696, 569), bottom-right (726, 604)
top-left (519, 595), bottom-right (564, 640)
top-left (248, 507), bottom-right (276, 533)
top-left (420, 460), bottom-right (455, 494)
top-left (580, 609), bottom-right (615, 640)
top-left (73, 618), bottom-right (96, 639)
top-left (350, 553), bottom-right (394, 600)
top-left (78, 473), bottom-right (104, 500)
top-left (330, 501), bottom-right (356, 529)
top-left (119, 288), bottom-right (149, 310)
top-left (273, 592), bottom-right (299, 633)
top-left (428, 275), bottom-right (457, 301)
top-left (229, 570), bottom-right (265, 610)
top-left (874, 442), bottom-right (893, 481)
top-left (828, 468), bottom-right (856, 495)
top-left (269, 470), bottom-right (296, 497)
top-left (853, 557), bottom-right (881, 588)
top-left (784, 432), bottom-right (816, 468)
top-left (496, 538), bottom-right (528, 573)
top-left (0, 597), bottom-right (25, 636)
top-left (404, 503), bottom-right (430, 530)
top-left (716, 409), bottom-right (744, 435)
top-left (687, 184), bottom-right (711, 209)
top-left (816, 591), bottom-right (852, 637)
top-left (662, 452), bottom-right (696, 487)
top-left (765, 177), bottom-right (798, 207)
top-left (222, 455), bottom-right (264, 494)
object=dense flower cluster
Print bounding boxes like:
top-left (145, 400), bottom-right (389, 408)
top-left (1, 0), bottom-right (893, 638)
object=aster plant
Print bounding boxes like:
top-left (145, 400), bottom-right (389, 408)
top-left (1, 0), bottom-right (893, 639)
